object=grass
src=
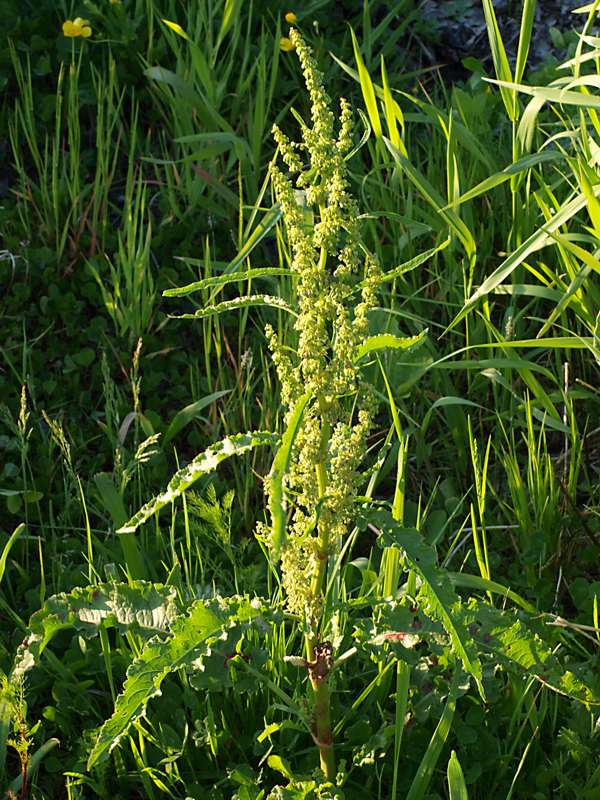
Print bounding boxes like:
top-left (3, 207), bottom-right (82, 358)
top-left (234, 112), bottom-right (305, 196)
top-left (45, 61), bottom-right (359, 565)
top-left (1, 1), bottom-right (599, 798)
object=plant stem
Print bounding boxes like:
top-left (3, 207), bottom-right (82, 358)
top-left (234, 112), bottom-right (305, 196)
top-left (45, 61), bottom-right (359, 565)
top-left (311, 673), bottom-right (335, 780)
top-left (304, 397), bottom-right (336, 780)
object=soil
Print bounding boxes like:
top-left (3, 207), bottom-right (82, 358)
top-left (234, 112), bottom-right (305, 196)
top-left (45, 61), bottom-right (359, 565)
top-left (419, 0), bottom-right (589, 80)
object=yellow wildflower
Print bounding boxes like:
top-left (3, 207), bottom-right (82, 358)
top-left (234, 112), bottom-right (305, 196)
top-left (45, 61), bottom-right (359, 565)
top-left (62, 17), bottom-right (92, 38)
top-left (285, 11), bottom-right (297, 24)
top-left (280, 36), bottom-right (295, 52)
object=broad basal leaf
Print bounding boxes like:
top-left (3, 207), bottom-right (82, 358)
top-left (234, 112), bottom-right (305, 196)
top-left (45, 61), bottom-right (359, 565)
top-left (12, 581), bottom-right (179, 680)
top-left (86, 596), bottom-right (272, 769)
top-left (459, 598), bottom-right (600, 705)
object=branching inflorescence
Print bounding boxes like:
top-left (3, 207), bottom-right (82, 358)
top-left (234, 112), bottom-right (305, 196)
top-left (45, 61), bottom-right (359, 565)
top-left (265, 29), bottom-right (379, 627)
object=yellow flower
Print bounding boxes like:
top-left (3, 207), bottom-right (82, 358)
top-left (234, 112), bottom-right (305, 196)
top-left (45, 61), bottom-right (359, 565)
top-left (280, 36), bottom-right (295, 52)
top-left (285, 11), bottom-right (297, 24)
top-left (109, 0), bottom-right (121, 4)
top-left (62, 17), bottom-right (92, 38)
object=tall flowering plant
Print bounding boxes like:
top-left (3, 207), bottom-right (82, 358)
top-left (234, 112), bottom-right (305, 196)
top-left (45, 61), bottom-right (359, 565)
top-left (263, 27), bottom-right (381, 778)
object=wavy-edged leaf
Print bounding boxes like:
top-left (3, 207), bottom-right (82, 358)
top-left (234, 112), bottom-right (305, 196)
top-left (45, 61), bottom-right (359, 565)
top-left (365, 240), bottom-right (449, 287)
top-left (163, 267), bottom-right (292, 298)
top-left (269, 392), bottom-right (311, 555)
top-left (12, 582), bottom-right (179, 680)
top-left (371, 510), bottom-right (483, 695)
top-left (459, 598), bottom-right (600, 704)
top-left (87, 596), bottom-right (271, 769)
top-left (355, 330), bottom-right (428, 361)
top-left (169, 295), bottom-right (297, 320)
top-left (118, 431), bottom-right (279, 534)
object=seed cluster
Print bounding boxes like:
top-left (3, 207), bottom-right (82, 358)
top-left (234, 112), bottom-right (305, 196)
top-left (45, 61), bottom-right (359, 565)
top-left (266, 28), bottom-right (380, 620)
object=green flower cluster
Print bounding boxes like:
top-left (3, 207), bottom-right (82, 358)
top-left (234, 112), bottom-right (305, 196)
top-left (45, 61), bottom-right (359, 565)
top-left (266, 28), bottom-right (380, 622)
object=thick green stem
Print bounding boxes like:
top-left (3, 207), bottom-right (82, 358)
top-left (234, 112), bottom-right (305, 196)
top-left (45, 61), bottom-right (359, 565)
top-left (311, 674), bottom-right (335, 780)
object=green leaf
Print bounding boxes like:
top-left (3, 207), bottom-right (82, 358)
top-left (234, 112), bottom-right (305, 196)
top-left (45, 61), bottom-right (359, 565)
top-left (384, 141), bottom-right (476, 263)
top-left (170, 295), bottom-right (297, 320)
top-left (448, 189), bottom-right (593, 331)
top-left (87, 596), bottom-right (270, 769)
top-left (118, 432), bottom-right (279, 534)
top-left (448, 573), bottom-right (536, 614)
top-left (366, 240), bottom-right (449, 287)
top-left (447, 750), bottom-right (469, 800)
top-left (351, 27), bottom-right (382, 138)
top-left (163, 389), bottom-right (231, 446)
top-left (94, 474), bottom-right (146, 579)
top-left (222, 204), bottom-right (282, 278)
top-left (515, 0), bottom-right (537, 84)
top-left (8, 738), bottom-right (60, 796)
top-left (489, 76), bottom-right (600, 110)
top-left (482, 0), bottom-right (516, 120)
top-left (355, 330), bottom-right (428, 361)
top-left (269, 392), bottom-right (311, 555)
top-left (392, 659), bottom-right (411, 798)
top-left (381, 55), bottom-right (406, 154)
top-left (0, 674), bottom-right (11, 784)
top-left (459, 599), bottom-right (600, 704)
top-left (441, 151), bottom-right (561, 210)
top-left (267, 754), bottom-right (295, 780)
top-left (371, 510), bottom-right (483, 696)
top-left (0, 523), bottom-right (25, 585)
top-left (218, 0), bottom-right (241, 43)
top-left (406, 673), bottom-right (460, 800)
top-left (163, 267), bottom-right (291, 298)
top-left (12, 582), bottom-right (180, 680)
top-left (93, 474), bottom-right (128, 528)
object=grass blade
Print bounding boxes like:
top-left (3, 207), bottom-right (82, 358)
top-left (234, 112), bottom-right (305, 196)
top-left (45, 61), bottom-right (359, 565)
top-left (351, 27), bottom-right (382, 138)
top-left (447, 750), bottom-right (469, 800)
top-left (0, 524), bottom-right (25, 585)
top-left (405, 673), bottom-right (460, 800)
